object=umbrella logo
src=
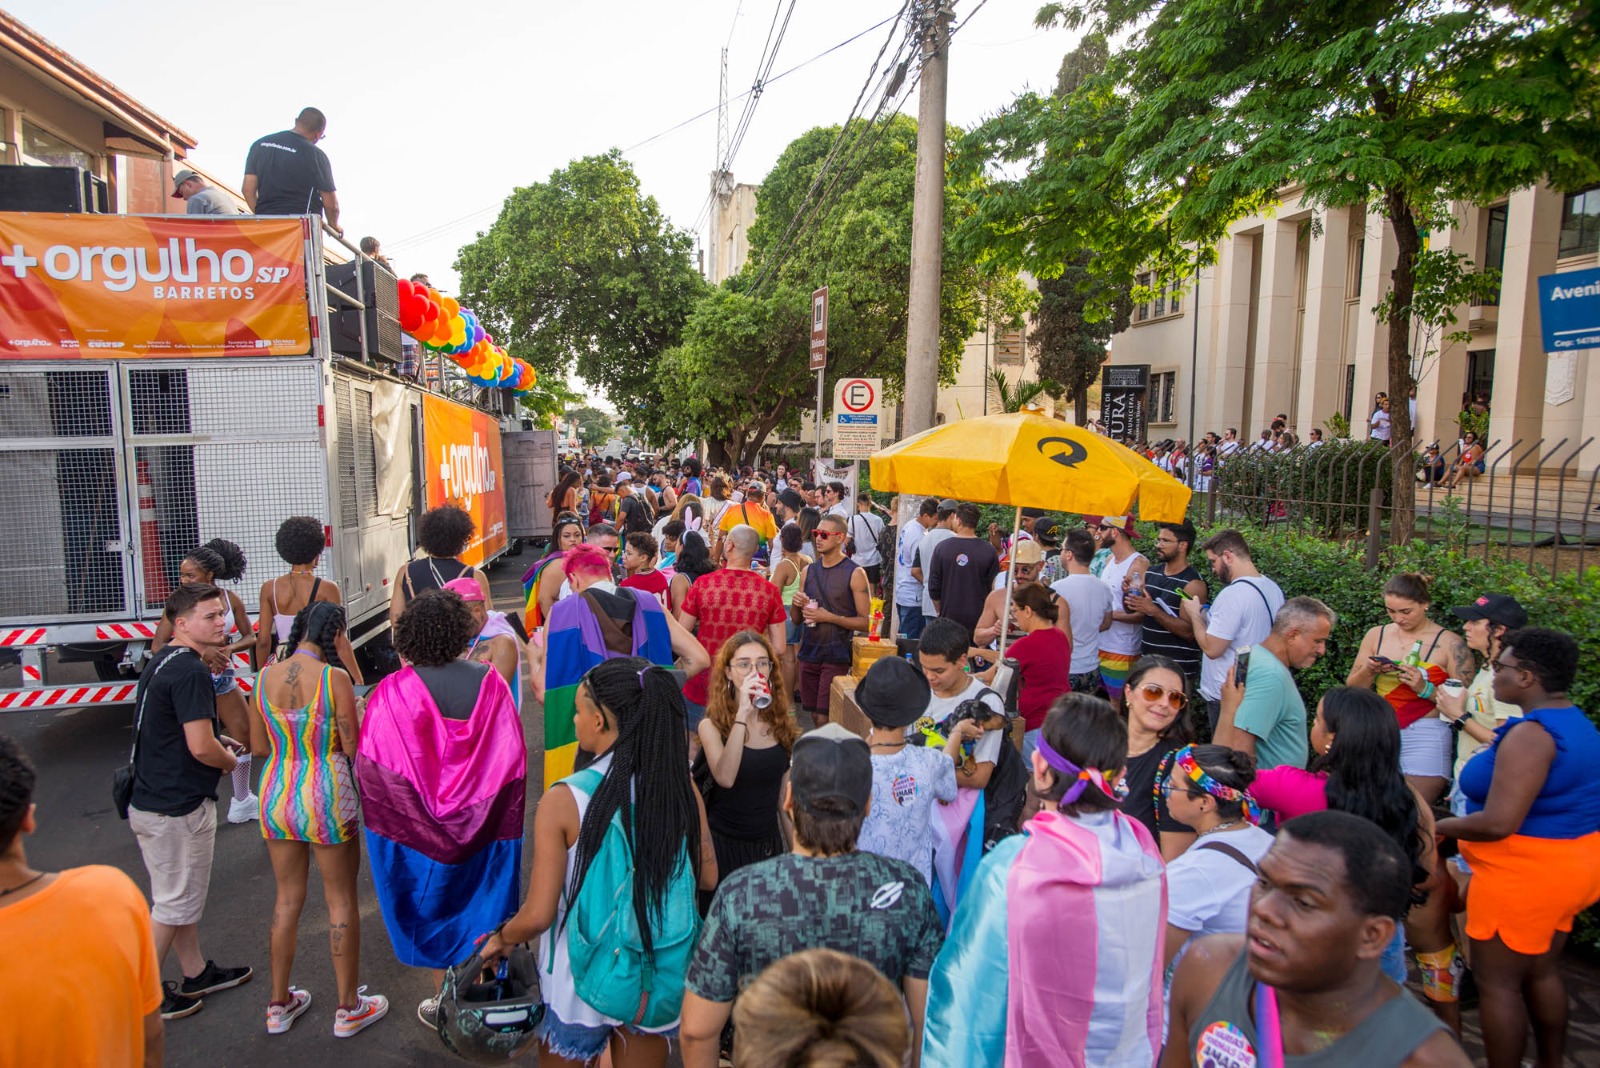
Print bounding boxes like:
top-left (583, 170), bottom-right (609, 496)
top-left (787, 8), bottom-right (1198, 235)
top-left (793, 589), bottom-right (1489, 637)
top-left (1037, 436), bottom-right (1089, 469)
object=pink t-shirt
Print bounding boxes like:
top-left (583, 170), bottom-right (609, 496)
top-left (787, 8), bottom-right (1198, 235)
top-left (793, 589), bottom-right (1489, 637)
top-left (1251, 766), bottom-right (1329, 822)
top-left (1007, 626), bottom-right (1073, 730)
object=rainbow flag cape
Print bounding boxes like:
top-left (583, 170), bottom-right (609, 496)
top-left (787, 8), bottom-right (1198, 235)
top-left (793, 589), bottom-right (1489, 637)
top-left (921, 809), bottom-right (1167, 1068)
top-left (356, 666), bottom-right (526, 969)
top-left (521, 552), bottom-right (563, 633)
top-left (543, 589), bottom-right (674, 787)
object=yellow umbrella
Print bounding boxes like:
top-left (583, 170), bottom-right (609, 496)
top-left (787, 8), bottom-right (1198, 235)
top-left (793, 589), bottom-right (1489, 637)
top-left (869, 410), bottom-right (1191, 657)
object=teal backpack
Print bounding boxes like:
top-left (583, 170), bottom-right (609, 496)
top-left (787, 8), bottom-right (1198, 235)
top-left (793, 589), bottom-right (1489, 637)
top-left (557, 765), bottom-right (701, 1029)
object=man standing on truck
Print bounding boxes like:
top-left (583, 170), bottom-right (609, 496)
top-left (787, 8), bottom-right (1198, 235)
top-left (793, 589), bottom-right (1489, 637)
top-left (171, 169), bottom-right (239, 215)
top-left (242, 107), bottom-right (341, 236)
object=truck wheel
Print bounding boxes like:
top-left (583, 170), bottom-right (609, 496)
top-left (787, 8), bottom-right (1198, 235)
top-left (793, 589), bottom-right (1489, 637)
top-left (94, 654), bottom-right (135, 681)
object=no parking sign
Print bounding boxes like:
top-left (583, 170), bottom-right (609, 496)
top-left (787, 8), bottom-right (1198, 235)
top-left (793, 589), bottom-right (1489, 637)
top-left (832, 377), bottom-right (882, 459)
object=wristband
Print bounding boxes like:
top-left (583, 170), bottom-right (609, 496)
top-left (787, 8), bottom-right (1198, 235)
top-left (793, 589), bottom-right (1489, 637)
top-left (1420, 680), bottom-right (1436, 701)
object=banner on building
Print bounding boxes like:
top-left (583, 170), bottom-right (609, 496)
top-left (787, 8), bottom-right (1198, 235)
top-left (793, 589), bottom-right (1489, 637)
top-left (1537, 266), bottom-right (1600, 353)
top-left (1100, 364), bottom-right (1149, 444)
top-left (0, 213), bottom-right (311, 359)
top-left (813, 458), bottom-right (859, 513)
top-left (423, 393), bottom-right (507, 567)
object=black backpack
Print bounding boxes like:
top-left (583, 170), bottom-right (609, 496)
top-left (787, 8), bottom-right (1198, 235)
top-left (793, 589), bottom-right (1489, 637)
top-left (619, 494), bottom-right (651, 535)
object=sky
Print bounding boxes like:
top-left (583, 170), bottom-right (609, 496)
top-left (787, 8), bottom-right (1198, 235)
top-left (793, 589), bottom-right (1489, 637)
top-left (10, 0), bottom-right (1077, 405)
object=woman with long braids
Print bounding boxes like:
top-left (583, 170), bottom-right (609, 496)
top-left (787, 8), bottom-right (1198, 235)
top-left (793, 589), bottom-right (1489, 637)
top-left (480, 657), bottom-right (717, 1068)
top-left (248, 602), bottom-right (386, 1037)
top-left (254, 516), bottom-right (362, 682)
top-left (152, 538), bottom-right (258, 823)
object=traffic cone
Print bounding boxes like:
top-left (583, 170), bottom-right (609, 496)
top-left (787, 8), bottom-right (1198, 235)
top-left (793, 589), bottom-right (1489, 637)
top-left (137, 460), bottom-right (172, 605)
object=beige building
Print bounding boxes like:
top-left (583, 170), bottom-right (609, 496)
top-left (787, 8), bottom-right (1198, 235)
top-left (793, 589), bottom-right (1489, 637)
top-left (1103, 184), bottom-right (1600, 464)
top-left (707, 175), bottom-right (756, 285)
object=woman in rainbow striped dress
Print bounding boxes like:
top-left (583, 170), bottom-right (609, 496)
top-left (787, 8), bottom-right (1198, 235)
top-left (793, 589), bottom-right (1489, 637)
top-left (249, 601), bottom-right (387, 1038)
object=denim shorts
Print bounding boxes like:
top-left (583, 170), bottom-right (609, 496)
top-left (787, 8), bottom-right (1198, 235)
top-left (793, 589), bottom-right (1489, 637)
top-left (537, 1005), bottom-right (677, 1063)
top-left (212, 670), bottom-right (238, 696)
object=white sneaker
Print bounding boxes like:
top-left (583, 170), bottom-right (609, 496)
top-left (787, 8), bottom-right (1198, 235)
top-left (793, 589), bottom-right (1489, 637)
top-left (334, 988), bottom-right (388, 1038)
top-left (416, 995), bottom-right (440, 1031)
top-left (228, 794), bottom-right (259, 824)
top-left (266, 988), bottom-right (311, 1034)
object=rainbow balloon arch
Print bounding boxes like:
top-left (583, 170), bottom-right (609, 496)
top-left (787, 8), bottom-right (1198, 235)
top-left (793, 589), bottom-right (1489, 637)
top-left (397, 278), bottom-right (536, 395)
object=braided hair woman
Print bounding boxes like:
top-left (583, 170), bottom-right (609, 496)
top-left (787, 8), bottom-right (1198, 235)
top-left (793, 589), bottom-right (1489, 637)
top-left (248, 601), bottom-right (386, 1036)
top-left (480, 658), bottom-right (717, 1068)
top-left (152, 538), bottom-right (258, 822)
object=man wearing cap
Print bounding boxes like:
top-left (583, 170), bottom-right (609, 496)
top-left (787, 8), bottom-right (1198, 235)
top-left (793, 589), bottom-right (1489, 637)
top-left (1090, 514), bottom-right (1149, 702)
top-left (773, 488), bottom-right (805, 533)
top-left (1032, 516), bottom-right (1065, 587)
top-left (171, 169), bottom-right (239, 215)
top-left (927, 503), bottom-right (1002, 637)
top-left (973, 539), bottom-right (1046, 647)
top-left (894, 497), bottom-right (940, 640)
top-left (679, 723), bottom-right (945, 1068)
top-left (856, 657), bottom-right (959, 885)
top-left (846, 492), bottom-right (889, 594)
top-left (441, 577), bottom-right (524, 707)
top-left (988, 507), bottom-right (1043, 558)
top-left (911, 499), bottom-right (959, 623)
top-left (715, 481), bottom-right (778, 565)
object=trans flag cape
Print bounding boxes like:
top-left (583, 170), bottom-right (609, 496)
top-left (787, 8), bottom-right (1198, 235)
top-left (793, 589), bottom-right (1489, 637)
top-left (542, 588), bottom-right (674, 787)
top-left (356, 665), bottom-right (527, 969)
top-left (921, 809), bottom-right (1167, 1068)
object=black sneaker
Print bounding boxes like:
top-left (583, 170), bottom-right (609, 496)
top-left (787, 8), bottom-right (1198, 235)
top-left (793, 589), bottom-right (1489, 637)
top-left (180, 960), bottom-right (253, 997)
top-left (160, 981), bottom-right (204, 1020)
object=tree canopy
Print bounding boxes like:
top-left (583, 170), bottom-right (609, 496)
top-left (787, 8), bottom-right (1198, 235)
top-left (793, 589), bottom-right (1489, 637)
top-left (959, 0), bottom-right (1600, 542)
top-left (454, 151), bottom-right (706, 431)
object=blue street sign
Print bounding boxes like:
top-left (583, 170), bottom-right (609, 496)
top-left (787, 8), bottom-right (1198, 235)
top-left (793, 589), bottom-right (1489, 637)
top-left (1538, 266), bottom-right (1600, 353)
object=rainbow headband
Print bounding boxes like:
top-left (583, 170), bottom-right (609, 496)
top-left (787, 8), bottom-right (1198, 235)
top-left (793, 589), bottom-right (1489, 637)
top-left (1035, 735), bottom-right (1118, 804)
top-left (1173, 745), bottom-right (1262, 825)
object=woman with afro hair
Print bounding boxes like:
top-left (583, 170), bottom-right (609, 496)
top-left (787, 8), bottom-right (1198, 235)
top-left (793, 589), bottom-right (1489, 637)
top-left (387, 505), bottom-right (492, 628)
top-left (152, 538), bottom-right (259, 823)
top-left (254, 516), bottom-right (363, 684)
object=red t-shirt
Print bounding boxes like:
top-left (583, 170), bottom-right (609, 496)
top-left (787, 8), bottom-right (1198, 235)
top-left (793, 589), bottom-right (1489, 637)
top-left (1007, 626), bottom-right (1073, 730)
top-left (620, 570), bottom-right (672, 612)
top-left (680, 567), bottom-right (787, 705)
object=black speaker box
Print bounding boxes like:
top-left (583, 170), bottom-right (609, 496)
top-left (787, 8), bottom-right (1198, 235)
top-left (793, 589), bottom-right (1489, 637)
top-left (0, 165), bottom-right (107, 212)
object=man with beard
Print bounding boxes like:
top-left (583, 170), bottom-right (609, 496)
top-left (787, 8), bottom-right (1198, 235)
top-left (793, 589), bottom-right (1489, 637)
top-left (1123, 520), bottom-right (1208, 689)
top-left (1087, 515), bottom-right (1148, 703)
top-left (1180, 529), bottom-right (1284, 728)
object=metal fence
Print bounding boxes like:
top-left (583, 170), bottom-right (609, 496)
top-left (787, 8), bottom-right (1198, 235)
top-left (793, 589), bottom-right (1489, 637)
top-left (1193, 437), bottom-right (1600, 577)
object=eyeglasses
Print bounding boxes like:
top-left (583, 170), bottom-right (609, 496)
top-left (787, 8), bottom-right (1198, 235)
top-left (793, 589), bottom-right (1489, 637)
top-left (600, 545), bottom-right (619, 555)
top-left (1135, 682), bottom-right (1187, 711)
top-left (732, 658), bottom-right (773, 672)
top-left (1491, 658), bottom-right (1524, 674)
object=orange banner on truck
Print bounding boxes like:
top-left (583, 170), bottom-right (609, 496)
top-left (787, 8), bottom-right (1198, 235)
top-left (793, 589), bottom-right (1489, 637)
top-left (423, 393), bottom-right (507, 568)
top-left (0, 213), bottom-right (311, 359)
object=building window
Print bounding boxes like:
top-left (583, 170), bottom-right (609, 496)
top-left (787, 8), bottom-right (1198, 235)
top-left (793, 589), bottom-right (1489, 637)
top-left (20, 120), bottom-right (91, 171)
top-left (994, 328), bottom-right (1024, 366)
top-left (1134, 272), bottom-right (1152, 322)
top-left (1133, 273), bottom-right (1183, 323)
top-left (1150, 371), bottom-right (1176, 423)
top-left (1346, 234), bottom-right (1366, 299)
top-left (1560, 186), bottom-right (1600, 258)
top-left (1482, 204), bottom-right (1508, 304)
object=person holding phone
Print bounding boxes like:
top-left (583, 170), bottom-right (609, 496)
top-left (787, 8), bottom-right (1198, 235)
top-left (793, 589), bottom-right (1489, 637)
top-left (1215, 598), bottom-right (1336, 772)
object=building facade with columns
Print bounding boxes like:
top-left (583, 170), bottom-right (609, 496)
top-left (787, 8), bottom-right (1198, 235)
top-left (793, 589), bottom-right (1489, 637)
top-left (1103, 184), bottom-right (1600, 466)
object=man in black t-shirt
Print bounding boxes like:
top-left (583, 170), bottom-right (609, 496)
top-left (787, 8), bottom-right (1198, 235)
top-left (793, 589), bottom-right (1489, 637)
top-left (128, 584), bottom-right (252, 1020)
top-left (242, 107), bottom-right (341, 235)
top-left (927, 502), bottom-right (1001, 636)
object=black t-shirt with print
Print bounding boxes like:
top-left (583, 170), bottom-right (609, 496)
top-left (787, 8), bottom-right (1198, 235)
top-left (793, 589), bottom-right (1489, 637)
top-left (130, 646), bottom-right (223, 817)
top-left (686, 851), bottom-right (944, 1003)
top-left (927, 535), bottom-right (1001, 635)
top-left (1120, 743), bottom-right (1194, 840)
top-left (244, 129), bottom-right (337, 216)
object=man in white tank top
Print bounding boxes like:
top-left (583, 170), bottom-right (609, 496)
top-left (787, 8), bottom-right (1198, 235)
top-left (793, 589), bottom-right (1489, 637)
top-left (1089, 515), bottom-right (1148, 703)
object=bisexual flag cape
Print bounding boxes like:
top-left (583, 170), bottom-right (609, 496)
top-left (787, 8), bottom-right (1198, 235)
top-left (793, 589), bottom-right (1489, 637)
top-left (542, 589), bottom-right (674, 787)
top-left (921, 809), bottom-right (1167, 1068)
top-left (356, 665), bottom-right (527, 969)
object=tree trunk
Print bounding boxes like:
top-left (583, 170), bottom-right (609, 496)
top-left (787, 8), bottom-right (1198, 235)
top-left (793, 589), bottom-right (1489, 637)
top-left (1383, 186), bottom-right (1420, 547)
top-left (1075, 385), bottom-right (1090, 426)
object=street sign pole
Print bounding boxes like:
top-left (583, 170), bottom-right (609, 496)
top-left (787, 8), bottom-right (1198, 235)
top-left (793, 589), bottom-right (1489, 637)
top-left (811, 286), bottom-right (829, 461)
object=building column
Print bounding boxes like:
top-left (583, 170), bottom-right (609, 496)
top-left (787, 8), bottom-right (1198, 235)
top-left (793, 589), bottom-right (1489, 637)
top-left (1211, 232), bottom-right (1256, 435)
top-left (1295, 207), bottom-right (1351, 437)
top-left (1418, 206), bottom-right (1477, 447)
top-left (1352, 213), bottom-right (1400, 429)
top-left (1489, 183), bottom-right (1563, 459)
top-left (1249, 220), bottom-right (1301, 432)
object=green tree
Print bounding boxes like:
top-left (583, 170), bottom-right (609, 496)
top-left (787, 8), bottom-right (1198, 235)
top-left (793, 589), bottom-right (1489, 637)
top-left (987, 369), bottom-right (1051, 413)
top-left (516, 375), bottom-right (583, 430)
top-left (653, 116), bottom-right (1031, 466)
top-left (455, 151), bottom-right (707, 430)
top-left (568, 406), bottom-right (615, 449)
top-left (960, 0), bottom-right (1600, 544)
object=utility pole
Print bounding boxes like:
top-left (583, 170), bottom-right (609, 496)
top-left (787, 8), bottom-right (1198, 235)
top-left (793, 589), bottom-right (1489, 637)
top-left (901, 0), bottom-right (952, 439)
top-left (708, 47), bottom-right (732, 283)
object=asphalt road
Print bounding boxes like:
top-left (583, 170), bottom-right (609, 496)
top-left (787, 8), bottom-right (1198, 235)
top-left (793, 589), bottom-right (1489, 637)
top-left (7, 555), bottom-right (548, 1067)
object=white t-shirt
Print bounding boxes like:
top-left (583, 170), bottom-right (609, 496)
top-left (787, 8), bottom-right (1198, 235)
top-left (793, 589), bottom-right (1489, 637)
top-left (894, 523), bottom-right (927, 607)
top-left (858, 745), bottom-right (959, 885)
top-left (1166, 826), bottom-right (1276, 937)
top-left (922, 679), bottom-right (1005, 765)
top-left (1052, 574), bottom-right (1112, 674)
top-left (1370, 408), bottom-right (1392, 441)
top-left (915, 528), bottom-right (956, 616)
top-left (1100, 551), bottom-right (1147, 656)
top-left (1198, 576), bottom-right (1286, 701)
top-left (847, 511), bottom-right (887, 569)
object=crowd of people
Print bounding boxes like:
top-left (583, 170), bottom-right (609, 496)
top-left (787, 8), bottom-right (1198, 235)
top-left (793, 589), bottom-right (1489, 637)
top-left (1, 446), bottom-right (1595, 1068)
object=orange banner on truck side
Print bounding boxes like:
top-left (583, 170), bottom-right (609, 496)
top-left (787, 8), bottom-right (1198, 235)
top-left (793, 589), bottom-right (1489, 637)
top-left (423, 393), bottom-right (507, 568)
top-left (0, 213), bottom-right (311, 359)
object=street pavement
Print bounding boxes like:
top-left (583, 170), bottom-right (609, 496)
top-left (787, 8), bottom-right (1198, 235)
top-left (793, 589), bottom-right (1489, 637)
top-left (9, 545), bottom-right (1600, 1064)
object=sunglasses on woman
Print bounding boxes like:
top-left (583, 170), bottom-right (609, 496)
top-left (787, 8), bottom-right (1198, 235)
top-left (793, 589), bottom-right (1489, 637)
top-left (1135, 682), bottom-right (1187, 712)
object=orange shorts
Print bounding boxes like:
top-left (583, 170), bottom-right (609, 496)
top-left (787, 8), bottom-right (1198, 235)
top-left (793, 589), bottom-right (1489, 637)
top-left (1460, 831), bottom-right (1600, 955)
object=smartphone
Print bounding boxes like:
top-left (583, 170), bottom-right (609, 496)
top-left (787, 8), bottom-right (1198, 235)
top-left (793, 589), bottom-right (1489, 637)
top-left (1234, 647), bottom-right (1252, 688)
top-left (1369, 655), bottom-right (1399, 670)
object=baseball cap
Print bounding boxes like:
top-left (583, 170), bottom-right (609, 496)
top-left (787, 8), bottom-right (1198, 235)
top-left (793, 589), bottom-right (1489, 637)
top-left (613, 472), bottom-right (632, 485)
top-left (171, 168), bottom-right (200, 197)
top-left (855, 657), bottom-right (931, 729)
top-left (747, 480), bottom-right (766, 495)
top-left (936, 498), bottom-right (959, 515)
top-left (1451, 593), bottom-right (1528, 629)
top-left (1032, 516), bottom-right (1061, 545)
top-left (1021, 507), bottom-right (1046, 519)
top-left (789, 723), bottom-right (872, 817)
top-left (441, 577), bottom-right (486, 602)
top-left (1086, 514), bottom-right (1136, 536)
top-left (777, 489), bottom-right (804, 512)
top-left (1012, 539), bottom-right (1045, 565)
